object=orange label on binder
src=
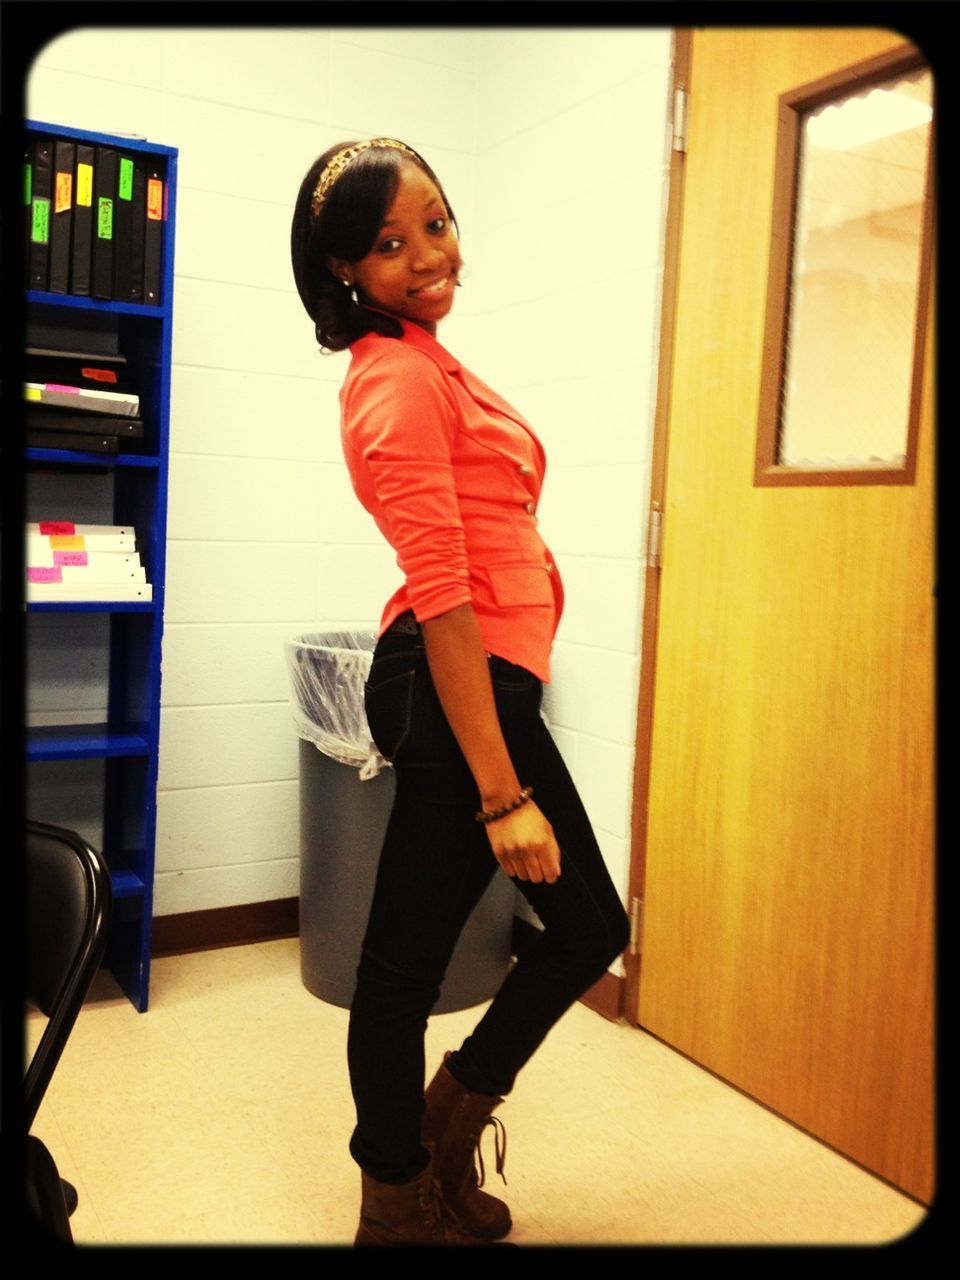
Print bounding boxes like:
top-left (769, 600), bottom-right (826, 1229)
top-left (39, 522), bottom-right (76, 535)
top-left (77, 162), bottom-right (93, 206)
top-left (147, 178), bottom-right (163, 220)
top-left (81, 367), bottom-right (118, 384)
top-left (55, 172), bottom-right (73, 212)
top-left (49, 535), bottom-right (85, 549)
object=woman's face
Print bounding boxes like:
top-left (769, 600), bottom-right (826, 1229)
top-left (331, 160), bottom-right (461, 336)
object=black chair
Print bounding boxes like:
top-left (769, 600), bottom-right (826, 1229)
top-left (24, 820), bottom-right (113, 1243)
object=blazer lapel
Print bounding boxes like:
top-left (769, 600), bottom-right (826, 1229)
top-left (453, 365), bottom-right (548, 475)
top-left (396, 319), bottom-right (548, 474)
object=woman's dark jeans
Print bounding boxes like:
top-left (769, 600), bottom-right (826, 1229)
top-left (347, 614), bottom-right (631, 1183)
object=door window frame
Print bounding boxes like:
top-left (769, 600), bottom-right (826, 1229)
top-left (755, 44), bottom-right (935, 488)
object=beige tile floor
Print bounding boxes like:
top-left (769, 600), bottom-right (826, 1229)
top-left (26, 938), bottom-right (928, 1247)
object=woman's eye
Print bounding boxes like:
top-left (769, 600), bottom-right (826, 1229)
top-left (378, 238), bottom-right (402, 254)
top-left (428, 217), bottom-right (447, 234)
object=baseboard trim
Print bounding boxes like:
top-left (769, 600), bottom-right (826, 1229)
top-left (512, 916), bottom-right (624, 1021)
top-left (151, 897), bottom-right (299, 957)
top-left (578, 968), bottom-right (625, 1022)
top-left (152, 901), bottom-right (624, 1021)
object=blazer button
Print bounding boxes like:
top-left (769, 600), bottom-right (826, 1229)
top-left (524, 501), bottom-right (536, 515)
top-left (518, 464), bottom-right (535, 476)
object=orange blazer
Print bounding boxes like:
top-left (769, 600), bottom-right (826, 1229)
top-left (340, 318), bottom-right (564, 682)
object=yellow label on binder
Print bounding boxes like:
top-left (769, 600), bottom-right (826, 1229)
top-left (25, 386), bottom-right (42, 401)
top-left (55, 172), bottom-right (73, 213)
top-left (49, 535), bottom-right (85, 549)
top-left (77, 162), bottom-right (93, 206)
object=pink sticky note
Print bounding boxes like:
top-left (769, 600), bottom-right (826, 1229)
top-left (28, 567), bottom-right (62, 583)
top-left (53, 551), bottom-right (88, 566)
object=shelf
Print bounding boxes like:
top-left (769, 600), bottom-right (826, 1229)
top-left (26, 448), bottom-right (160, 469)
top-left (111, 868), bottom-right (147, 899)
top-left (27, 118), bottom-right (177, 160)
top-left (27, 601), bottom-right (157, 614)
top-left (26, 120), bottom-right (177, 1015)
top-left (27, 722), bottom-right (152, 761)
top-left (25, 289), bottom-right (164, 318)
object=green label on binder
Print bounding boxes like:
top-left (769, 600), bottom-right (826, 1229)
top-left (119, 157), bottom-right (134, 200)
top-left (24, 162), bottom-right (32, 205)
top-left (98, 197), bottom-right (114, 239)
top-left (32, 198), bottom-right (49, 243)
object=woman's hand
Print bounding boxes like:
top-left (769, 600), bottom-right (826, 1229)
top-left (485, 800), bottom-right (562, 884)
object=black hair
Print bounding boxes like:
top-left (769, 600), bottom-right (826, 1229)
top-left (290, 140), bottom-right (458, 353)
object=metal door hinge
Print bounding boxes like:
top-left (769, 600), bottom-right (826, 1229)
top-left (647, 503), bottom-right (663, 569)
top-left (629, 896), bottom-right (644, 956)
top-left (673, 86), bottom-right (689, 153)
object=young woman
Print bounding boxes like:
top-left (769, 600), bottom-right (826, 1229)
top-left (291, 138), bottom-right (630, 1246)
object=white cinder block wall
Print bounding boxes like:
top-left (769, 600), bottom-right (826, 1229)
top-left (466, 31), bottom-right (673, 931)
top-left (27, 27), bottom-right (673, 943)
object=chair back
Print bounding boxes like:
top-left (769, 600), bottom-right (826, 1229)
top-left (24, 820), bottom-right (113, 1131)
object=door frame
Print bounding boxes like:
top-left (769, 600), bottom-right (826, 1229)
top-left (623, 27), bottom-right (692, 1022)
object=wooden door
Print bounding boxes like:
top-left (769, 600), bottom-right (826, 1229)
top-left (636, 28), bottom-right (934, 1204)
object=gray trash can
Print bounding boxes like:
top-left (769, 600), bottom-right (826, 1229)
top-left (286, 631), bottom-right (519, 1012)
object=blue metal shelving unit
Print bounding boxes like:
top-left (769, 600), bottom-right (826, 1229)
top-left (25, 120), bottom-right (177, 1012)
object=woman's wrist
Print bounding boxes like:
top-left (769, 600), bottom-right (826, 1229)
top-left (479, 777), bottom-right (524, 812)
top-left (476, 786), bottom-right (534, 826)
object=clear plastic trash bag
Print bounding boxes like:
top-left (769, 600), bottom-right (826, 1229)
top-left (285, 631), bottom-right (387, 779)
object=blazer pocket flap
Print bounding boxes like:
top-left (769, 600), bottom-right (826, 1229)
top-left (487, 565), bottom-right (553, 608)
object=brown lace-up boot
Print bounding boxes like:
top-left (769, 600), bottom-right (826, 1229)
top-left (355, 1159), bottom-right (477, 1246)
top-left (421, 1053), bottom-right (512, 1241)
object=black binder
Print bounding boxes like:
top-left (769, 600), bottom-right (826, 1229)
top-left (28, 136), bottom-right (53, 291)
top-left (49, 139), bottom-right (75, 294)
top-left (126, 157), bottom-right (147, 303)
top-left (144, 163), bottom-right (164, 306)
top-left (71, 143), bottom-right (95, 296)
top-left (113, 152), bottom-right (137, 301)
top-left (26, 309), bottom-right (121, 357)
top-left (25, 427), bottom-right (121, 454)
top-left (24, 144), bottom-right (34, 286)
top-left (25, 403), bottom-right (144, 442)
top-left (92, 146), bottom-right (117, 299)
top-left (25, 346), bottom-right (138, 397)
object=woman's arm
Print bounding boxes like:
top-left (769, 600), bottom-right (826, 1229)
top-left (421, 602), bottom-right (562, 884)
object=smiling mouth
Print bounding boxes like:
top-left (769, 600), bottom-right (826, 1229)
top-left (409, 273), bottom-right (454, 299)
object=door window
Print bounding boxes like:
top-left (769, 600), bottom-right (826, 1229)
top-left (756, 50), bottom-right (933, 486)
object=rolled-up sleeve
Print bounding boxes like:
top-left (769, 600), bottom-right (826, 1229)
top-left (343, 347), bottom-right (472, 622)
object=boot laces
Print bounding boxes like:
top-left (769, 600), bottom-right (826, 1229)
top-left (474, 1114), bottom-right (507, 1188)
top-left (416, 1177), bottom-right (447, 1237)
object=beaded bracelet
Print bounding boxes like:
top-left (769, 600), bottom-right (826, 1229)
top-left (475, 786), bottom-right (534, 825)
